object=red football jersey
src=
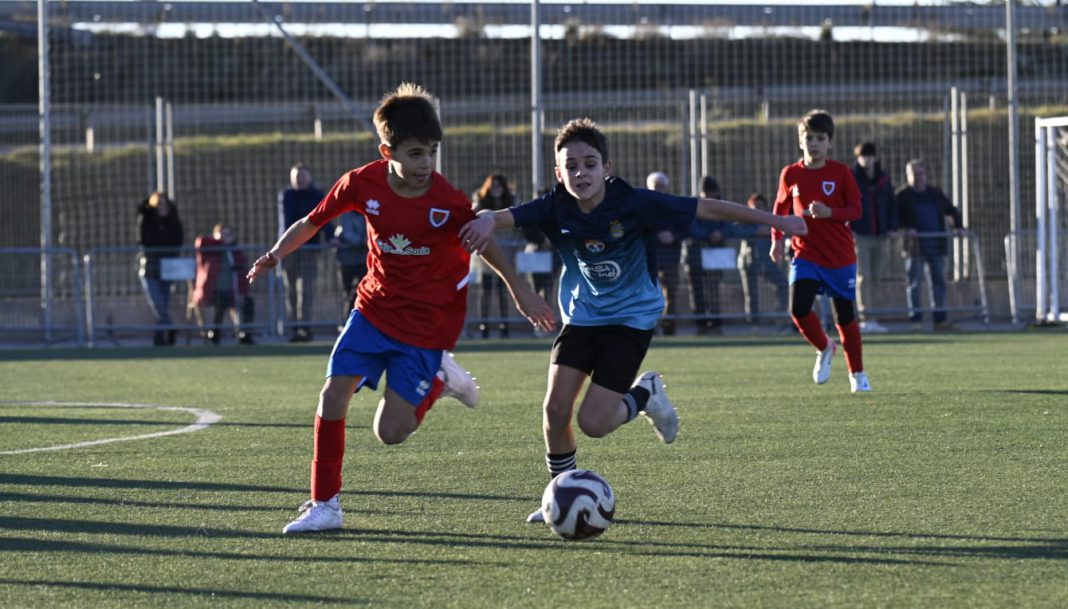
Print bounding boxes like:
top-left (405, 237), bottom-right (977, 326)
top-left (307, 159), bottom-right (476, 350)
top-left (771, 159), bottom-right (862, 269)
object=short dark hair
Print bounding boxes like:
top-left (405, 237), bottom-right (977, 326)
top-left (554, 118), bottom-right (609, 162)
top-left (700, 176), bottom-right (720, 196)
top-left (798, 109), bottom-right (835, 140)
top-left (373, 83), bottom-right (443, 148)
top-left (854, 141), bottom-right (877, 157)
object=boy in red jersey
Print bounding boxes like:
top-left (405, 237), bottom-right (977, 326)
top-left (247, 83), bottom-right (557, 534)
top-left (771, 109), bottom-right (871, 393)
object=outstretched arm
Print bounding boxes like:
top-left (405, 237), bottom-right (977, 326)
top-left (478, 238), bottom-right (557, 333)
top-left (246, 217), bottom-right (319, 283)
top-left (459, 209), bottom-right (516, 254)
top-left (696, 197), bottom-right (807, 237)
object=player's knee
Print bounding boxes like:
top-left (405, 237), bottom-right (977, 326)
top-left (834, 300), bottom-right (856, 325)
top-left (542, 400), bottom-right (572, 432)
top-left (374, 421), bottom-right (411, 445)
top-left (318, 387), bottom-right (349, 419)
top-left (576, 410), bottom-right (611, 438)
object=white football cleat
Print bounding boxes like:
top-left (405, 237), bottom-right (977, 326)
top-left (849, 371), bottom-right (872, 393)
top-left (526, 508), bottom-right (545, 524)
top-left (636, 371), bottom-right (678, 444)
top-left (859, 320), bottom-right (889, 334)
top-left (439, 351), bottom-right (479, 408)
top-left (281, 495), bottom-right (343, 534)
top-left (813, 341), bottom-right (837, 385)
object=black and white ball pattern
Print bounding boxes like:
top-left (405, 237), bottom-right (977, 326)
top-left (541, 469), bottom-right (615, 540)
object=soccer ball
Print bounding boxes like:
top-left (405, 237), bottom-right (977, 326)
top-left (540, 469), bottom-right (615, 540)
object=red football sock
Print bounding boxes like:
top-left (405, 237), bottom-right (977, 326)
top-left (792, 311), bottom-right (829, 351)
top-left (311, 415), bottom-right (345, 501)
top-left (836, 320), bottom-right (864, 373)
top-left (413, 375), bottom-right (445, 425)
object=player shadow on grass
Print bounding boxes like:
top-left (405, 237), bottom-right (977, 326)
top-left (984, 389), bottom-right (1068, 396)
top-left (614, 518), bottom-right (1068, 562)
top-left (0, 536), bottom-right (499, 569)
top-left (0, 413), bottom-right (326, 429)
top-left (331, 523), bottom-right (1065, 565)
top-left (329, 527), bottom-right (948, 566)
top-left (0, 579), bottom-right (367, 606)
top-left (0, 414), bottom-right (207, 427)
top-left (0, 473), bottom-right (306, 494)
top-left (0, 474), bottom-right (531, 504)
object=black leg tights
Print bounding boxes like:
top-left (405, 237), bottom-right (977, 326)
top-left (789, 279), bottom-right (856, 326)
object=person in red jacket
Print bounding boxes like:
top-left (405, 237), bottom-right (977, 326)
top-left (193, 223), bottom-right (255, 345)
top-left (771, 109), bottom-right (870, 393)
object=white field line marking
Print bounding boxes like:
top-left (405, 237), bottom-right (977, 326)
top-left (0, 401), bottom-right (221, 456)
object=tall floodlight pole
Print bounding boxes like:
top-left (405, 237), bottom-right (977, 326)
top-left (38, 0), bottom-right (53, 337)
top-left (1006, 0), bottom-right (1022, 324)
top-left (531, 0), bottom-right (543, 197)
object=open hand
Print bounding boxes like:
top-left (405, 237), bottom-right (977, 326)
top-left (458, 215), bottom-right (496, 254)
top-left (513, 286), bottom-right (558, 334)
top-left (246, 252), bottom-right (279, 284)
top-left (769, 240), bottom-right (784, 264)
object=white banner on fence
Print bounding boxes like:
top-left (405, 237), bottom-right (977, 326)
top-left (160, 257), bottom-right (196, 281)
top-left (516, 251), bottom-right (554, 274)
top-left (701, 247), bottom-right (737, 270)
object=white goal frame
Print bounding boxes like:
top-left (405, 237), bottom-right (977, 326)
top-left (1034, 116), bottom-right (1068, 323)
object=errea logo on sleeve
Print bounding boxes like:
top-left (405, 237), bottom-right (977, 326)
top-left (366, 199), bottom-right (381, 215)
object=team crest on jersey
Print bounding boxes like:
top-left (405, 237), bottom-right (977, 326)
top-left (366, 199), bottom-right (381, 215)
top-left (609, 220), bottom-right (624, 240)
top-left (585, 239), bottom-right (606, 254)
top-left (429, 208), bottom-right (449, 227)
top-left (822, 181), bottom-right (836, 196)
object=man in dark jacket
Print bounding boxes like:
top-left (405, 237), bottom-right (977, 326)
top-left (137, 191), bottom-right (184, 346)
top-left (894, 159), bottom-right (964, 331)
top-left (647, 171), bottom-right (684, 335)
top-left (850, 142), bottom-right (895, 334)
top-left (685, 176), bottom-right (733, 334)
top-left (278, 163), bottom-right (327, 341)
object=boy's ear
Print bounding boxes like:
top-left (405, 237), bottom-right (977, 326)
top-left (378, 143), bottom-right (392, 160)
top-left (603, 160), bottom-right (612, 175)
top-left (553, 164), bottom-right (563, 183)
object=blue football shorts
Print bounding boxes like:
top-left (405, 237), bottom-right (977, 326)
top-left (789, 258), bottom-right (857, 301)
top-left (326, 310), bottom-right (444, 408)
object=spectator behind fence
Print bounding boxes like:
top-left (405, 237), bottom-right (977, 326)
top-left (850, 141), bottom-right (896, 334)
top-left (685, 176), bottom-right (735, 334)
top-left (279, 163), bottom-right (327, 342)
top-left (137, 191), bottom-right (184, 347)
top-left (647, 171), bottom-right (684, 335)
top-left (333, 211), bottom-right (368, 323)
top-left (734, 192), bottom-right (789, 325)
top-left (193, 223), bottom-right (255, 345)
top-left (895, 159), bottom-right (965, 332)
top-left (472, 173), bottom-right (518, 338)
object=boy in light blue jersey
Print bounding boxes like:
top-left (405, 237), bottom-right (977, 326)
top-left (460, 118), bottom-right (807, 522)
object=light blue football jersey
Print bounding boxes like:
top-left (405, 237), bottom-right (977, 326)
top-left (511, 177), bottom-right (697, 330)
